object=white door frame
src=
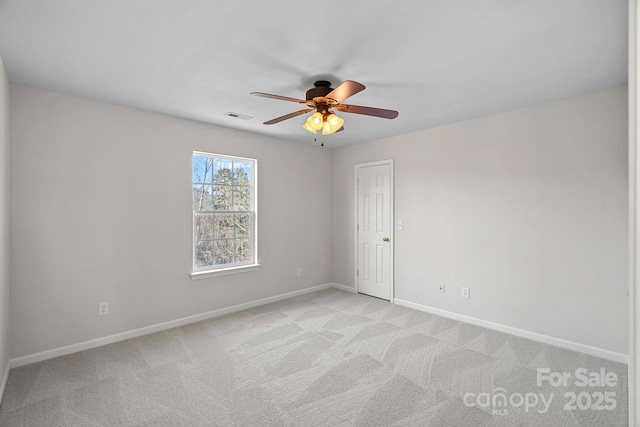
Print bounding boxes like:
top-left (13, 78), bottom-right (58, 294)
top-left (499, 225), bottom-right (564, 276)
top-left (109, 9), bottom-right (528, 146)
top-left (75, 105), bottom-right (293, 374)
top-left (629, 1), bottom-right (638, 424)
top-left (354, 159), bottom-right (394, 303)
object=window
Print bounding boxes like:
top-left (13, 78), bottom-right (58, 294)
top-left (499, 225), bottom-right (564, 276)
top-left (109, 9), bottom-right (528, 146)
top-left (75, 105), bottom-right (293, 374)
top-left (192, 152), bottom-right (257, 277)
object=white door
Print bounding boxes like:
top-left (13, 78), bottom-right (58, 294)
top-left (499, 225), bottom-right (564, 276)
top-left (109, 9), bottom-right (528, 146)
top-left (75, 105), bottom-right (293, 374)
top-left (356, 161), bottom-right (393, 300)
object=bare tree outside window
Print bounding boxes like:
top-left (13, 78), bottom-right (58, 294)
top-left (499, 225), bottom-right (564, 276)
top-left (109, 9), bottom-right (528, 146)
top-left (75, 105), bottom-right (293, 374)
top-left (193, 153), bottom-right (256, 270)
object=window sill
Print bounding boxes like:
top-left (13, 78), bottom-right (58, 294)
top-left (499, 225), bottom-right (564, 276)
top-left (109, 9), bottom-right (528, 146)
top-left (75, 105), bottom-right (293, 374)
top-left (190, 264), bottom-right (261, 280)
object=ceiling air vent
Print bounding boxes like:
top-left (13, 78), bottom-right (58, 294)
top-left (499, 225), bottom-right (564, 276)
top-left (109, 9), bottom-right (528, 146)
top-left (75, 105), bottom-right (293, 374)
top-left (224, 112), bottom-right (253, 121)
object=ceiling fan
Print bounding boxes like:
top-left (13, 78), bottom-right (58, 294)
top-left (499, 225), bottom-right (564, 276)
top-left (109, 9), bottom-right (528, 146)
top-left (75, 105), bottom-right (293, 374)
top-left (250, 80), bottom-right (398, 136)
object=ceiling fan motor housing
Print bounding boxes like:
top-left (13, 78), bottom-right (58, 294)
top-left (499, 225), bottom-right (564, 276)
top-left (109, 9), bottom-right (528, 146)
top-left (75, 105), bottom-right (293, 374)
top-left (306, 80), bottom-right (333, 101)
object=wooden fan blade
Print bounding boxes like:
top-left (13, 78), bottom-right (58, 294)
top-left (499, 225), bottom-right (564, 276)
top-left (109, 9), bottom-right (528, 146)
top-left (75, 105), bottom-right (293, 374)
top-left (335, 104), bottom-right (399, 119)
top-left (263, 109), bottom-right (313, 125)
top-left (250, 92), bottom-right (306, 104)
top-left (326, 80), bottom-right (365, 103)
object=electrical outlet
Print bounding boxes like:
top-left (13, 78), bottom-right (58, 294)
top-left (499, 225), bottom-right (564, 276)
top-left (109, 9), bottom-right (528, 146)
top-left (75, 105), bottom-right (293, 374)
top-left (296, 268), bottom-right (302, 277)
top-left (461, 287), bottom-right (470, 298)
top-left (98, 302), bottom-right (109, 316)
top-left (438, 284), bottom-right (445, 293)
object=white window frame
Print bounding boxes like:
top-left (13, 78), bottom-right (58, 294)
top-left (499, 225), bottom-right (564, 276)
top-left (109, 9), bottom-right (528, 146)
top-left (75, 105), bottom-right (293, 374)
top-left (190, 151), bottom-right (259, 279)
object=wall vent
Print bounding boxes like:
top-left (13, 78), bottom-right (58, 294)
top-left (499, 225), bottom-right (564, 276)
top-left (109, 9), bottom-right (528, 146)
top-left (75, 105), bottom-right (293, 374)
top-left (224, 112), bottom-right (253, 120)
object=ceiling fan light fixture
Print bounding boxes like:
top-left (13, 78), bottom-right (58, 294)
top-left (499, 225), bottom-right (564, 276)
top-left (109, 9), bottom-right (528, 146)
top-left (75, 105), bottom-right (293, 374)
top-left (302, 121), bottom-right (317, 134)
top-left (321, 113), bottom-right (344, 135)
top-left (308, 112), bottom-right (323, 130)
top-left (303, 111), bottom-right (324, 134)
top-left (327, 113), bottom-right (344, 130)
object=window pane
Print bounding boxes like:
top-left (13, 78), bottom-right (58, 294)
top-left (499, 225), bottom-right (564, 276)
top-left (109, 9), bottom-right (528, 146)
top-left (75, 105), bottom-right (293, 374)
top-left (233, 186), bottom-right (250, 211)
top-left (212, 186), bottom-right (233, 210)
top-left (214, 158), bottom-right (234, 185)
top-left (195, 214), bottom-right (214, 240)
top-left (235, 239), bottom-right (251, 263)
top-left (214, 214), bottom-right (234, 238)
top-left (234, 161), bottom-right (251, 185)
top-left (193, 153), bottom-right (256, 272)
top-left (195, 240), bottom-right (214, 267)
top-left (193, 184), bottom-right (213, 211)
top-left (235, 214), bottom-right (250, 238)
top-left (214, 239), bottom-right (234, 264)
top-left (193, 156), bottom-right (213, 184)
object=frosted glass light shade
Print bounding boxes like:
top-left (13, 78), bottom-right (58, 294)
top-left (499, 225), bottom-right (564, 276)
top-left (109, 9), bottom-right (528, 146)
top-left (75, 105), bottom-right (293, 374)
top-left (303, 112), bottom-right (323, 134)
top-left (308, 112), bottom-right (323, 130)
top-left (327, 113), bottom-right (344, 130)
top-left (302, 121), bottom-right (317, 134)
top-left (322, 113), bottom-right (344, 135)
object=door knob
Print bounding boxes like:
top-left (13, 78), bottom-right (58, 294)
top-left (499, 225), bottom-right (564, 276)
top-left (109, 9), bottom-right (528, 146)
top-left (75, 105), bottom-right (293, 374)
top-left (383, 237), bottom-right (390, 242)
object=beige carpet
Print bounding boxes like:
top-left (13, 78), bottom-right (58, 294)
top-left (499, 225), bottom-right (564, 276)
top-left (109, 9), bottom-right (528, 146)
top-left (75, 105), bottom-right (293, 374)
top-left (0, 288), bottom-right (629, 426)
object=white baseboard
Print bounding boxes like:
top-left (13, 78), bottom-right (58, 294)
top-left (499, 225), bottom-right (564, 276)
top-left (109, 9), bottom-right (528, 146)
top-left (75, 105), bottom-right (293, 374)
top-left (330, 283), bottom-right (357, 294)
top-left (393, 298), bottom-right (628, 365)
top-left (10, 283), bottom-right (336, 368)
top-left (14, 284), bottom-right (621, 369)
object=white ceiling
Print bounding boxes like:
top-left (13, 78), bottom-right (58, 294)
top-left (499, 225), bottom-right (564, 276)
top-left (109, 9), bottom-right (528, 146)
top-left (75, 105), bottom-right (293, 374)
top-left (0, 0), bottom-right (628, 147)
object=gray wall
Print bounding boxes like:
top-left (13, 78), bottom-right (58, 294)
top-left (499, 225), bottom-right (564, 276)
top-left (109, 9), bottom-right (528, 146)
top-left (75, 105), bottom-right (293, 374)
top-left (7, 84), bottom-right (629, 359)
top-left (0, 58), bottom-right (9, 375)
top-left (9, 85), bottom-right (333, 358)
top-left (332, 87), bottom-right (628, 354)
